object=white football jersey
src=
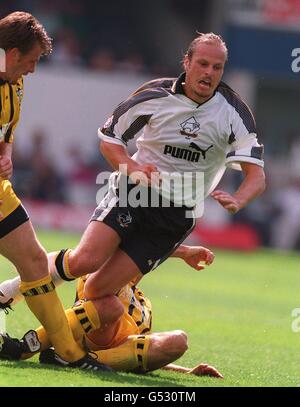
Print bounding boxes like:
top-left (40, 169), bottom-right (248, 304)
top-left (98, 73), bottom-right (264, 206)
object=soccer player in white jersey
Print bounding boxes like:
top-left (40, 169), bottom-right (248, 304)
top-left (0, 33), bottom-right (265, 367)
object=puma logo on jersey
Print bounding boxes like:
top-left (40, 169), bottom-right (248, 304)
top-left (163, 143), bottom-right (213, 162)
top-left (189, 142), bottom-right (213, 159)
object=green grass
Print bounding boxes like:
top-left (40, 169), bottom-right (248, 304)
top-left (0, 229), bottom-right (299, 387)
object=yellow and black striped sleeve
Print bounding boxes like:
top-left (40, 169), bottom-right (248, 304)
top-left (0, 77), bottom-right (23, 144)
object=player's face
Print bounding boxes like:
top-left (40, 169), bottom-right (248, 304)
top-left (6, 44), bottom-right (42, 84)
top-left (183, 43), bottom-right (226, 104)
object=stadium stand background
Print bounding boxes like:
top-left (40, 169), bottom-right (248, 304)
top-left (1, 0), bottom-right (300, 250)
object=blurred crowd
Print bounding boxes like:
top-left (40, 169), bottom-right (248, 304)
top-left (12, 129), bottom-right (108, 206)
top-left (0, 0), bottom-right (173, 76)
top-left (230, 132), bottom-right (300, 251)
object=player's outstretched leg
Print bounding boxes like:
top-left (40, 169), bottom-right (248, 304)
top-left (0, 330), bottom-right (114, 372)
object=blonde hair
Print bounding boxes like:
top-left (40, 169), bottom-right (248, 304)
top-left (185, 32), bottom-right (228, 61)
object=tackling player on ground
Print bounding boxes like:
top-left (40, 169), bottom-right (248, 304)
top-left (0, 245), bottom-right (222, 378)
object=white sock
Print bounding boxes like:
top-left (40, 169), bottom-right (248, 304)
top-left (0, 276), bottom-right (23, 305)
top-left (47, 251), bottom-right (66, 288)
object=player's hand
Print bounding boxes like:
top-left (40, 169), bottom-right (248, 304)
top-left (128, 163), bottom-right (160, 187)
top-left (181, 246), bottom-right (215, 270)
top-left (188, 363), bottom-right (223, 378)
top-left (211, 190), bottom-right (242, 214)
top-left (0, 155), bottom-right (13, 180)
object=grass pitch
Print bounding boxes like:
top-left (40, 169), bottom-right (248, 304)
top-left (0, 229), bottom-right (299, 387)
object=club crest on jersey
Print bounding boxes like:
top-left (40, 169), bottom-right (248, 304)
top-left (180, 116), bottom-right (200, 139)
top-left (0, 121), bottom-right (13, 141)
top-left (117, 211), bottom-right (132, 228)
top-left (103, 115), bottom-right (113, 129)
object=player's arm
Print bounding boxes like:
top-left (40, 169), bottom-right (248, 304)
top-left (0, 141), bottom-right (13, 180)
top-left (100, 141), bottom-right (159, 186)
top-left (98, 90), bottom-right (164, 186)
top-left (211, 162), bottom-right (265, 214)
top-left (162, 363), bottom-right (223, 378)
top-left (170, 244), bottom-right (215, 270)
top-left (211, 95), bottom-right (265, 214)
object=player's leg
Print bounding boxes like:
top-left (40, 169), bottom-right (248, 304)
top-left (67, 221), bottom-right (121, 278)
top-left (83, 203), bottom-right (196, 298)
top-left (0, 223), bottom-right (128, 307)
top-left (0, 249), bottom-right (75, 308)
top-left (0, 226), bottom-right (129, 306)
top-left (83, 248), bottom-right (142, 299)
top-left (26, 294), bottom-right (124, 358)
top-left (0, 212), bottom-right (86, 363)
top-left (49, 182), bottom-right (142, 283)
top-left (0, 294), bottom-right (124, 362)
top-left (145, 330), bottom-right (188, 371)
top-left (0, 180), bottom-right (133, 306)
top-left (37, 187), bottom-right (194, 295)
top-left (95, 331), bottom-right (188, 372)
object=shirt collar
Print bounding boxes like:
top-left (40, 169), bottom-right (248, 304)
top-left (172, 72), bottom-right (218, 107)
top-left (172, 72), bottom-right (186, 95)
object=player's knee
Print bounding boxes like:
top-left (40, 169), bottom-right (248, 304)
top-left (68, 251), bottom-right (88, 277)
top-left (17, 246), bottom-right (48, 280)
top-left (92, 296), bottom-right (124, 325)
top-left (83, 277), bottom-right (99, 298)
top-left (68, 250), bottom-right (99, 278)
top-left (163, 330), bottom-right (188, 359)
top-left (24, 246), bottom-right (48, 272)
top-left (172, 330), bottom-right (188, 354)
top-left (83, 275), bottom-right (110, 299)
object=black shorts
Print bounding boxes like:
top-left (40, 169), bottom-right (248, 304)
top-left (91, 175), bottom-right (195, 274)
top-left (0, 204), bottom-right (29, 239)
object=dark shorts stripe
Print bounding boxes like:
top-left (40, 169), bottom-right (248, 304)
top-left (0, 204), bottom-right (29, 239)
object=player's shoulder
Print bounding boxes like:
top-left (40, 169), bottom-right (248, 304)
top-left (216, 81), bottom-right (252, 113)
top-left (133, 77), bottom-right (175, 94)
top-left (129, 77), bottom-right (175, 102)
top-left (120, 77), bottom-right (174, 110)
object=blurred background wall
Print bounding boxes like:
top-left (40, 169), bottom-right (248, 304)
top-left (1, 0), bottom-right (300, 251)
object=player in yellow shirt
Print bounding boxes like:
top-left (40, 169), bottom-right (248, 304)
top-left (0, 11), bottom-right (110, 372)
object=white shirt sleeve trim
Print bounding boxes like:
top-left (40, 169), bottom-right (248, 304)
top-left (98, 129), bottom-right (127, 147)
top-left (225, 156), bottom-right (264, 171)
